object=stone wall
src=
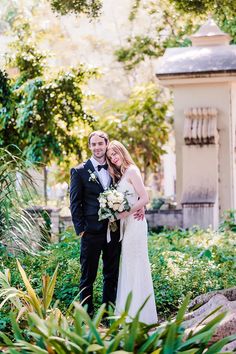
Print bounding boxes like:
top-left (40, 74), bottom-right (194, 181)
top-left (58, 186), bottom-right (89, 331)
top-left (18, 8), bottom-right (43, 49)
top-left (27, 207), bottom-right (183, 236)
top-left (59, 210), bottom-right (183, 234)
top-left (145, 209), bottom-right (183, 230)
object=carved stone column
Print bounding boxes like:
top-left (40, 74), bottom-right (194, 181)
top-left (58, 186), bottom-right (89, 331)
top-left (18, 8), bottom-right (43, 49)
top-left (182, 107), bottom-right (219, 229)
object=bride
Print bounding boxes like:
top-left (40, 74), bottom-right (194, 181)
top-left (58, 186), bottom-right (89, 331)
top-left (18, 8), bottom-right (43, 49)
top-left (106, 140), bottom-right (158, 324)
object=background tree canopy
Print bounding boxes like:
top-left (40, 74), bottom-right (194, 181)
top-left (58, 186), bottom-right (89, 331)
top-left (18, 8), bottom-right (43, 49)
top-left (114, 0), bottom-right (236, 73)
top-left (49, 0), bottom-right (102, 17)
top-left (170, 0), bottom-right (236, 43)
top-left (169, 0), bottom-right (236, 15)
top-left (93, 83), bottom-right (171, 182)
top-left (0, 21), bottom-right (97, 166)
top-left (48, 0), bottom-right (236, 47)
top-left (48, 0), bottom-right (236, 21)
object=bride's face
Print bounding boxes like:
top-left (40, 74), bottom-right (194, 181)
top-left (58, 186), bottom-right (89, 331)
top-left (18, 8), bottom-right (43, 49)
top-left (107, 148), bottom-right (123, 167)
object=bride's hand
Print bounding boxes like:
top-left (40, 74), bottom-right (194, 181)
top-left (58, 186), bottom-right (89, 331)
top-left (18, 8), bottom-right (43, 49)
top-left (133, 207), bottom-right (145, 221)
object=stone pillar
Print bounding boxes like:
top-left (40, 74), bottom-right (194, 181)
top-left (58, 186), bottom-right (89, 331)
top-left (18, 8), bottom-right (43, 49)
top-left (156, 18), bottom-right (236, 229)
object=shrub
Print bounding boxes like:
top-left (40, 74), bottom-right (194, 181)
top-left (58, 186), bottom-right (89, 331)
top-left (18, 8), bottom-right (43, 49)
top-left (0, 228), bottom-right (235, 323)
top-left (0, 262), bottom-right (235, 353)
top-left (149, 228), bottom-right (236, 316)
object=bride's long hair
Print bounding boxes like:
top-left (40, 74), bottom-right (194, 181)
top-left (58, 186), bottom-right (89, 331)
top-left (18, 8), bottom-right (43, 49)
top-left (106, 140), bottom-right (136, 182)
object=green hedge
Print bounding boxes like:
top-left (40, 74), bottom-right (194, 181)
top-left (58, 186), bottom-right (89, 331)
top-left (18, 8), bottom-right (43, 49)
top-left (0, 227), bottom-right (235, 330)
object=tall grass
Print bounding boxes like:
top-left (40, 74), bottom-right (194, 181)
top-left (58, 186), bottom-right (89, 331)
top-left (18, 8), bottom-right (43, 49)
top-left (0, 146), bottom-right (44, 253)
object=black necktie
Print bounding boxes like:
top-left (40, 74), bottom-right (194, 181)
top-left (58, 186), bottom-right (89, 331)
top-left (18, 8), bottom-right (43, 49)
top-left (97, 164), bottom-right (108, 171)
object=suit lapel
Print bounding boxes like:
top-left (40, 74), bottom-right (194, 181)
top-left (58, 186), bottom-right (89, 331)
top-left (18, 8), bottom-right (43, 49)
top-left (108, 176), bottom-right (113, 188)
top-left (84, 159), bottom-right (95, 173)
top-left (84, 159), bottom-right (104, 191)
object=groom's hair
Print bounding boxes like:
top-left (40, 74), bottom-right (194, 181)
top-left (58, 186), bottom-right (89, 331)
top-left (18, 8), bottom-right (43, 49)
top-left (88, 131), bottom-right (109, 145)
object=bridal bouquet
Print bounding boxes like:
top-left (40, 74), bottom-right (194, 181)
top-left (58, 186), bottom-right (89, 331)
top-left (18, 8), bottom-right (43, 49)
top-left (98, 187), bottom-right (130, 231)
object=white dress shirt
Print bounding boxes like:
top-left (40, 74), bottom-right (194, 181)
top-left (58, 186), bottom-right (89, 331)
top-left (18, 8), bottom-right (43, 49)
top-left (90, 157), bottom-right (110, 189)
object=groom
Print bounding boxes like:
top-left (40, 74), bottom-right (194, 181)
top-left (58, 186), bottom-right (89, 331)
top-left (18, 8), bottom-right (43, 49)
top-left (70, 131), bottom-right (121, 317)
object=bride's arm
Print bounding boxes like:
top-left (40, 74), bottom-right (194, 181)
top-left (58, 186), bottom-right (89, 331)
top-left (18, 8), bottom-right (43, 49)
top-left (118, 168), bottom-right (149, 219)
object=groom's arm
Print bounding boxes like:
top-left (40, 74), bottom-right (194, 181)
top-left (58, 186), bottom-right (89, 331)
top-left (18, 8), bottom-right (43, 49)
top-left (70, 167), bottom-right (85, 235)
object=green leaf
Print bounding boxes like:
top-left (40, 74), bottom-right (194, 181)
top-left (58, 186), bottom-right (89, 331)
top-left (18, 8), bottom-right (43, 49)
top-left (16, 260), bottom-right (43, 317)
top-left (60, 328), bottom-right (89, 348)
top-left (193, 312), bottom-right (226, 336)
top-left (42, 264), bottom-right (58, 311)
top-left (204, 334), bottom-right (236, 354)
top-left (176, 294), bottom-right (191, 324)
top-left (10, 313), bottom-right (24, 340)
top-left (106, 329), bottom-right (127, 353)
top-left (150, 350), bottom-right (161, 354)
top-left (189, 306), bottom-right (223, 331)
top-left (93, 303), bottom-right (106, 328)
top-left (87, 344), bottom-right (104, 352)
top-left (176, 349), bottom-right (199, 354)
top-left (0, 331), bottom-right (14, 345)
top-left (124, 292), bottom-right (132, 313)
top-left (199, 249), bottom-right (212, 259)
top-left (163, 323), bottom-right (177, 354)
top-left (17, 340), bottom-right (48, 353)
top-left (73, 303), bottom-right (104, 345)
top-left (111, 351), bottom-right (132, 354)
top-left (137, 330), bottom-right (162, 353)
top-left (177, 329), bottom-right (214, 350)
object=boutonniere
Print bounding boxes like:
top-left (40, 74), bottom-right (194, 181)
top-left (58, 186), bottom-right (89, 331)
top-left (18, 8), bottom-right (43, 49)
top-left (88, 169), bottom-right (100, 184)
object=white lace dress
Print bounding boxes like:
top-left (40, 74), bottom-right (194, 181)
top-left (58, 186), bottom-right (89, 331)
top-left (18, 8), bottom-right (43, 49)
top-left (115, 170), bottom-right (158, 324)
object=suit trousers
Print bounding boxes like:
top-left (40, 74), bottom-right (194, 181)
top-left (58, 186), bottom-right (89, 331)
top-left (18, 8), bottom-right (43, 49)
top-left (79, 228), bottom-right (121, 316)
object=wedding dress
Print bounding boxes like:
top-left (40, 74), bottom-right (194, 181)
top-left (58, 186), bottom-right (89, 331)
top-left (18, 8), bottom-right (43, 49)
top-left (115, 168), bottom-right (158, 324)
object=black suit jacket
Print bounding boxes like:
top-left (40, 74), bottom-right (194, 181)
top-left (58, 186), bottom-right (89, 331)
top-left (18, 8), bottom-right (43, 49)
top-left (70, 159), bottom-right (111, 235)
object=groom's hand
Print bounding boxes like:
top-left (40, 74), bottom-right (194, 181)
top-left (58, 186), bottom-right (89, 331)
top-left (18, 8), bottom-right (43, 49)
top-left (133, 207), bottom-right (145, 221)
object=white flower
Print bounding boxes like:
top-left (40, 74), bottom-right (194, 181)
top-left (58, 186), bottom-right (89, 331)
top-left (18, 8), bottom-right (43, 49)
top-left (107, 194), bottom-right (114, 202)
top-left (88, 169), bottom-right (99, 184)
top-left (99, 197), bottom-right (106, 204)
top-left (117, 196), bottom-right (124, 203)
top-left (113, 203), bottom-right (120, 211)
top-left (118, 204), bottom-right (124, 212)
top-left (108, 201), bottom-right (114, 208)
top-left (114, 192), bottom-right (124, 202)
top-left (116, 196), bottom-right (124, 204)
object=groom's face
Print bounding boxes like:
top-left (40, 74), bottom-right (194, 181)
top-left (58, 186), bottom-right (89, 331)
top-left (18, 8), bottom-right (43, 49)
top-left (89, 135), bottom-right (107, 160)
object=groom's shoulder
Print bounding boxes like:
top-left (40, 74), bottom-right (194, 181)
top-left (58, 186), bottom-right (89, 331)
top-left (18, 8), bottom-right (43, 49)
top-left (71, 159), bottom-right (89, 172)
